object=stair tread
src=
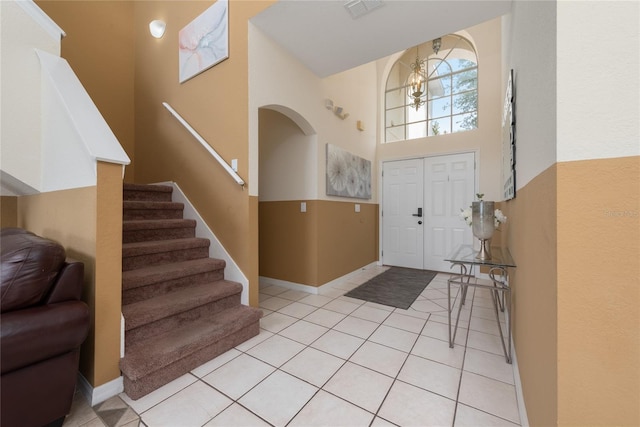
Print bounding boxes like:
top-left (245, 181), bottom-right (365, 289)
top-left (123, 219), bottom-right (196, 231)
top-left (123, 258), bottom-right (225, 289)
top-left (120, 305), bottom-right (262, 380)
top-left (124, 183), bottom-right (173, 193)
top-left (123, 201), bottom-right (184, 209)
top-left (123, 237), bottom-right (209, 257)
top-left (122, 280), bottom-right (241, 330)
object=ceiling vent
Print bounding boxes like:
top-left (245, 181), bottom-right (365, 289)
top-left (344, 0), bottom-right (384, 20)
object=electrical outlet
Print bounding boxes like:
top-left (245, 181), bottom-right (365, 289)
top-left (301, 202), bottom-right (307, 213)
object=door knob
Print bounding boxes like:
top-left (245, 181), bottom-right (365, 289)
top-left (412, 207), bottom-right (423, 217)
top-left (418, 221), bottom-right (423, 225)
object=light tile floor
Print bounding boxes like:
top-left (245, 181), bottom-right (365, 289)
top-left (64, 265), bottom-right (521, 427)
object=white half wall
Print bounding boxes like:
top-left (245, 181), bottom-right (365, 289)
top-left (0, 1), bottom-right (60, 191)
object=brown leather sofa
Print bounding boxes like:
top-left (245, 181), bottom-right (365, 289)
top-left (1, 228), bottom-right (90, 427)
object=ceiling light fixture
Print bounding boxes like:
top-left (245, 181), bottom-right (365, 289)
top-left (407, 46), bottom-right (426, 111)
top-left (149, 20), bottom-right (166, 39)
top-left (406, 38), bottom-right (443, 111)
top-left (432, 37), bottom-right (442, 55)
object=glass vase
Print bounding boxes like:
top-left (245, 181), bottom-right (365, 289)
top-left (472, 201), bottom-right (495, 260)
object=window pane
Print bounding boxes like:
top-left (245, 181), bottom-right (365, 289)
top-left (428, 58), bottom-right (451, 77)
top-left (430, 96), bottom-right (452, 119)
top-left (452, 69), bottom-right (477, 93)
top-left (384, 33), bottom-right (478, 143)
top-left (407, 121), bottom-right (427, 140)
top-left (453, 112), bottom-right (477, 132)
top-left (385, 87), bottom-right (405, 109)
top-left (386, 107), bottom-right (404, 128)
top-left (429, 117), bottom-right (451, 136)
top-left (428, 76), bottom-right (451, 98)
top-left (406, 102), bottom-right (427, 123)
top-left (452, 91), bottom-right (477, 114)
top-left (450, 58), bottom-right (476, 73)
top-left (386, 127), bottom-right (404, 142)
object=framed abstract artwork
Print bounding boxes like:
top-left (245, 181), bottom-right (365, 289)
top-left (179, 0), bottom-right (229, 83)
top-left (326, 144), bottom-right (372, 200)
top-left (502, 69), bottom-right (516, 200)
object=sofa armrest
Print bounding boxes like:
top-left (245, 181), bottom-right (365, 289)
top-left (0, 301), bottom-right (90, 374)
top-left (45, 259), bottom-right (84, 304)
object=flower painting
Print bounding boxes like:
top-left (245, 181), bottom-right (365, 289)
top-left (326, 144), bottom-right (371, 200)
top-left (179, 0), bottom-right (228, 83)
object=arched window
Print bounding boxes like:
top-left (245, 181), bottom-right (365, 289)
top-left (385, 34), bottom-right (478, 142)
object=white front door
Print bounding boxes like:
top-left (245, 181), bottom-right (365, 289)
top-left (382, 159), bottom-right (424, 269)
top-left (424, 153), bottom-right (475, 271)
top-left (382, 153), bottom-right (475, 272)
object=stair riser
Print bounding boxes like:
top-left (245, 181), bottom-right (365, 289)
top-left (123, 320), bottom-right (260, 400)
top-left (123, 247), bottom-right (209, 271)
top-left (124, 190), bottom-right (173, 202)
top-left (123, 269), bottom-right (225, 305)
top-left (125, 293), bottom-right (241, 348)
top-left (123, 209), bottom-right (183, 221)
top-left (123, 227), bottom-right (195, 244)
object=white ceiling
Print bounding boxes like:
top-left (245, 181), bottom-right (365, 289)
top-left (251, 0), bottom-right (512, 78)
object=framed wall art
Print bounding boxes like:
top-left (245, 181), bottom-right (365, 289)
top-left (326, 144), bottom-right (372, 200)
top-left (179, 0), bottom-right (229, 83)
top-left (502, 69), bottom-right (516, 200)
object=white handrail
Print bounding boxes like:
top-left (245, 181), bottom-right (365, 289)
top-left (162, 102), bottom-right (245, 187)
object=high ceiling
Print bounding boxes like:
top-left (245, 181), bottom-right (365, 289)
top-left (251, 0), bottom-right (512, 78)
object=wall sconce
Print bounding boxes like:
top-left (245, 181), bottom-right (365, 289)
top-left (334, 106), bottom-right (349, 120)
top-left (149, 20), bottom-right (166, 38)
top-left (325, 99), bottom-right (349, 120)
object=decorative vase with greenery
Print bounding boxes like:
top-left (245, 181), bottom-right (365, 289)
top-left (459, 194), bottom-right (507, 260)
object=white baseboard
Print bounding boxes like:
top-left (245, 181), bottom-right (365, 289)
top-left (259, 261), bottom-right (380, 294)
top-left (77, 373), bottom-right (123, 406)
top-left (511, 337), bottom-right (529, 426)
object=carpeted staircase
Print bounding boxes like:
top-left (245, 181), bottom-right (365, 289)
top-left (119, 183), bottom-right (262, 400)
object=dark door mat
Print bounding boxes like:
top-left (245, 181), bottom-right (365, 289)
top-left (344, 267), bottom-right (437, 310)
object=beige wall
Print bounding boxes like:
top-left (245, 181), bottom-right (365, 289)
top-left (260, 200), bottom-right (377, 287)
top-left (502, 1), bottom-right (639, 424)
top-left (133, 1), bottom-right (273, 307)
top-left (258, 105), bottom-right (378, 287)
top-left (36, 0), bottom-right (136, 183)
top-left (249, 22), bottom-right (378, 202)
top-left (556, 156), bottom-right (639, 425)
top-left (503, 165), bottom-right (558, 426)
top-left (259, 200), bottom-right (319, 286)
top-left (1, 196), bottom-right (18, 227)
top-left (94, 162), bottom-right (124, 385)
top-left (15, 161), bottom-right (123, 387)
top-left (317, 200), bottom-right (378, 285)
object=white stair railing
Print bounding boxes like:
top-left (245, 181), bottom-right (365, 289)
top-left (162, 102), bottom-right (245, 187)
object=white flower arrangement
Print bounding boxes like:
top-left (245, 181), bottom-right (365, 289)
top-left (459, 193), bottom-right (507, 229)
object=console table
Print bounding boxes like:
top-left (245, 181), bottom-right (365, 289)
top-left (445, 244), bottom-right (516, 363)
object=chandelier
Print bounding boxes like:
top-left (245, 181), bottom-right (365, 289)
top-left (406, 48), bottom-right (426, 111)
top-left (406, 38), bottom-right (442, 111)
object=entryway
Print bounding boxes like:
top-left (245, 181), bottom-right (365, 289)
top-left (382, 152), bottom-right (475, 272)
